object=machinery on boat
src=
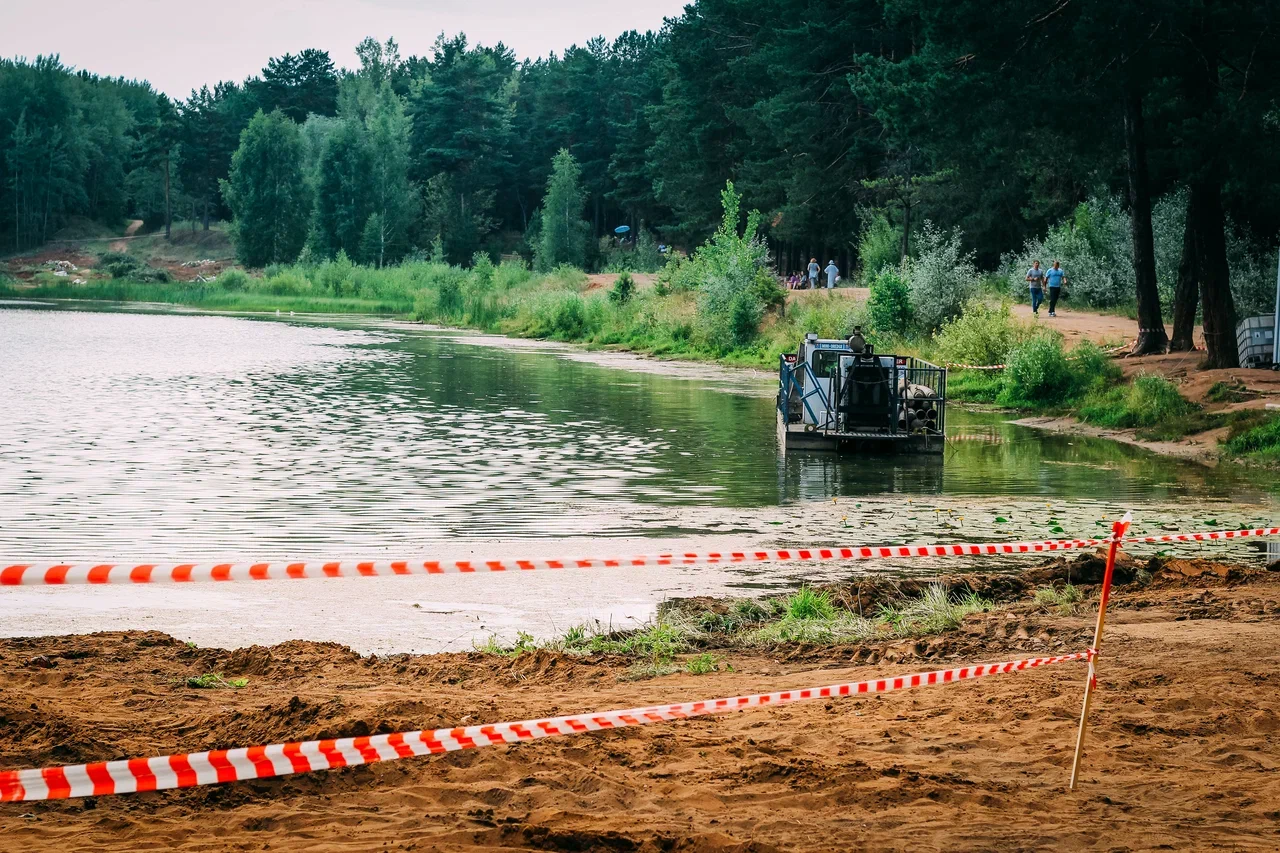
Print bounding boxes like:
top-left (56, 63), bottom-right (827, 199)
top-left (777, 332), bottom-right (947, 453)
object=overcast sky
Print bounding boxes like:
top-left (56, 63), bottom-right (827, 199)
top-left (1, 0), bottom-right (690, 98)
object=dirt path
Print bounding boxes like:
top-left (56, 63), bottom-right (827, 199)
top-left (3, 561), bottom-right (1279, 851)
top-left (1007, 302), bottom-right (1155, 347)
top-left (584, 272), bottom-right (656, 291)
top-left (107, 220), bottom-right (144, 253)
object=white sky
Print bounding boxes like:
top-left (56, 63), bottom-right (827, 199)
top-left (1, 0), bottom-right (690, 98)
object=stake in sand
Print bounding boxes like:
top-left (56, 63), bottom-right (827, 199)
top-left (1069, 511), bottom-right (1131, 790)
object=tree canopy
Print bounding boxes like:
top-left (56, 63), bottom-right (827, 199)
top-left (2, 2), bottom-right (1277, 366)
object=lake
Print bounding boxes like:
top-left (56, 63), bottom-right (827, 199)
top-left (0, 304), bottom-right (1273, 651)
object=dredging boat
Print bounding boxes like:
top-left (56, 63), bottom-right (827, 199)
top-left (777, 332), bottom-right (947, 453)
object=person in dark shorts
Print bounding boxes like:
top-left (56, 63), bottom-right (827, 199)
top-left (1045, 260), bottom-right (1066, 317)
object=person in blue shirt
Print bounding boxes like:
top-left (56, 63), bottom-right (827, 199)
top-left (1025, 260), bottom-right (1046, 316)
top-left (1045, 261), bottom-right (1066, 317)
top-left (824, 259), bottom-right (839, 289)
top-left (807, 258), bottom-right (820, 288)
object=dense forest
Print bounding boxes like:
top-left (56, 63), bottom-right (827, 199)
top-left (2, 0), bottom-right (1278, 367)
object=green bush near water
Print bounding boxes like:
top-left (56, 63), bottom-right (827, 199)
top-left (934, 301), bottom-right (1032, 368)
top-left (1078, 374), bottom-right (1196, 429)
top-left (1223, 414), bottom-right (1280, 464)
top-left (865, 265), bottom-right (913, 336)
top-left (995, 336), bottom-right (1119, 408)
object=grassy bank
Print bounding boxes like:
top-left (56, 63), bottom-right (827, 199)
top-left (0, 278), bottom-right (415, 315)
top-left (3, 257), bottom-right (872, 367)
top-left (473, 583), bottom-right (999, 680)
top-left (15, 246), bottom-right (1275, 468)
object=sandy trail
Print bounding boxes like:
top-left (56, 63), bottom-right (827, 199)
top-left (106, 220), bottom-right (144, 253)
top-left (3, 560), bottom-right (1278, 851)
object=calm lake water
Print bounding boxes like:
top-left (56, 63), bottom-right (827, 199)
top-left (1, 303), bottom-right (1273, 651)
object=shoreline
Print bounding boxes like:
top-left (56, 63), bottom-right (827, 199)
top-left (4, 555), bottom-right (1279, 850)
top-left (1011, 414), bottom-right (1224, 465)
top-left (3, 295), bottom-right (1267, 470)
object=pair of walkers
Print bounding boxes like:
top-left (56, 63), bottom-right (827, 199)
top-left (1026, 260), bottom-right (1066, 317)
top-left (806, 257), bottom-right (840, 289)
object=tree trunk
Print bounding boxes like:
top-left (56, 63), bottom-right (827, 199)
top-left (900, 195), bottom-right (911, 261)
top-left (203, 197), bottom-right (210, 231)
top-left (1191, 179), bottom-right (1239, 368)
top-left (163, 155), bottom-right (172, 240)
top-left (1123, 88), bottom-right (1167, 355)
top-left (1169, 191), bottom-right (1199, 351)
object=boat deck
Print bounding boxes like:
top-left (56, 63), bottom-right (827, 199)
top-left (777, 415), bottom-right (944, 454)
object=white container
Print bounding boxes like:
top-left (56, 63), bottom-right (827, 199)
top-left (1236, 315), bottom-right (1276, 368)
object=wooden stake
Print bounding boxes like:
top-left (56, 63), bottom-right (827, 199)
top-left (1069, 511), bottom-right (1132, 790)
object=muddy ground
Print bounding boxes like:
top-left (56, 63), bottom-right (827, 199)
top-left (2, 555), bottom-right (1278, 852)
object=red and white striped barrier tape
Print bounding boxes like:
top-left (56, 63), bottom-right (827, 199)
top-left (1126, 527), bottom-right (1280, 545)
top-left (0, 650), bottom-right (1093, 802)
top-left (0, 537), bottom-right (1118, 586)
top-left (5, 526), bottom-right (1276, 587)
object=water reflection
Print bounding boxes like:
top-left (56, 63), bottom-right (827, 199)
top-left (0, 304), bottom-right (1272, 561)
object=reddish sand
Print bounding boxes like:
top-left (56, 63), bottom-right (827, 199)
top-left (3, 557), bottom-right (1279, 851)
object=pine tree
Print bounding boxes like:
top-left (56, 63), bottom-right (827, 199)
top-left (249, 49), bottom-right (339, 122)
top-left (535, 149), bottom-right (589, 270)
top-left (408, 34), bottom-right (511, 262)
top-left (222, 110), bottom-right (310, 266)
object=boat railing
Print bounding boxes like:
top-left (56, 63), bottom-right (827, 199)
top-left (777, 355), bottom-right (833, 429)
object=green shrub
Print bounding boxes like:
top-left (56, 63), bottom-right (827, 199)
top-left (316, 251), bottom-right (356, 295)
top-left (435, 270), bottom-right (464, 318)
top-left (726, 287), bottom-right (762, 348)
top-left (684, 653), bottom-right (720, 674)
top-left (1033, 584), bottom-right (1083, 616)
top-left (998, 334), bottom-right (1073, 406)
top-left (609, 271), bottom-right (635, 305)
top-left (784, 587), bottom-right (835, 620)
top-left (513, 290), bottom-right (595, 339)
top-left (98, 251), bottom-right (141, 278)
top-left (217, 268), bottom-right (250, 291)
top-left (1078, 374), bottom-right (1194, 429)
top-left (866, 265), bottom-right (914, 336)
top-left (857, 212), bottom-right (902, 278)
top-left (934, 301), bottom-right (1029, 367)
top-left (493, 259), bottom-right (532, 290)
top-left (1206, 381), bottom-right (1251, 404)
top-left (132, 265), bottom-right (172, 283)
top-left (1223, 414), bottom-right (1280, 462)
top-left (98, 251), bottom-right (171, 283)
top-left (906, 221), bottom-right (979, 331)
top-left (946, 370), bottom-right (1004, 404)
top-left (463, 263), bottom-right (501, 328)
top-left (1068, 341), bottom-right (1123, 395)
top-left (259, 271), bottom-right (311, 295)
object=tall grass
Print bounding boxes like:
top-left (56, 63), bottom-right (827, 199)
top-left (1223, 414), bottom-right (1280, 465)
top-left (1078, 374), bottom-right (1195, 428)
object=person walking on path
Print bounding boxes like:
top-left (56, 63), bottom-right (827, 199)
top-left (807, 257), bottom-right (820, 288)
top-left (1026, 260), bottom-right (1046, 316)
top-left (824, 259), bottom-right (839, 289)
top-left (1045, 260), bottom-right (1066, 317)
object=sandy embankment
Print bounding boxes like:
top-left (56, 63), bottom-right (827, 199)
top-left (3, 555), bottom-right (1279, 851)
